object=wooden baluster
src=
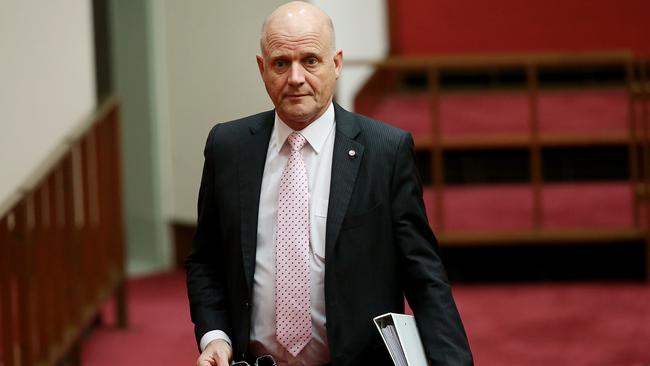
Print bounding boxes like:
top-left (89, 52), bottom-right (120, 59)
top-left (84, 127), bottom-right (102, 307)
top-left (95, 121), bottom-right (110, 298)
top-left (33, 185), bottom-right (48, 363)
top-left (71, 141), bottom-right (88, 325)
top-left (527, 64), bottom-right (543, 231)
top-left (41, 176), bottom-right (57, 363)
top-left (62, 152), bottom-right (80, 343)
top-left (627, 60), bottom-right (641, 229)
top-left (1, 213), bottom-right (14, 366)
top-left (52, 167), bottom-right (67, 351)
top-left (640, 60), bottom-right (650, 281)
top-left (428, 67), bottom-right (445, 233)
top-left (15, 197), bottom-right (35, 365)
top-left (93, 121), bottom-right (109, 301)
top-left (96, 115), bottom-right (112, 320)
top-left (79, 137), bottom-right (93, 314)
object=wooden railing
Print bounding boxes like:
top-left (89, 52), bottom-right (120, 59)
top-left (0, 97), bottom-right (126, 366)
top-left (351, 52), bottom-right (650, 277)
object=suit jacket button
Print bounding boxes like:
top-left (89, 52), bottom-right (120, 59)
top-left (244, 302), bottom-right (249, 309)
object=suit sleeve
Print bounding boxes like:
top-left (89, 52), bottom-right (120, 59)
top-left (390, 132), bottom-right (473, 365)
top-left (185, 124), bottom-right (232, 350)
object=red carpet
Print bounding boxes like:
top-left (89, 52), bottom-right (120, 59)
top-left (82, 271), bottom-right (197, 366)
top-left (451, 284), bottom-right (650, 366)
top-left (83, 271), bottom-right (650, 366)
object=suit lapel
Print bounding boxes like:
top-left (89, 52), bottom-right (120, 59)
top-left (239, 112), bottom-right (274, 293)
top-left (326, 104), bottom-right (364, 259)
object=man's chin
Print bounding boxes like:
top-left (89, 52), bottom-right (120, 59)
top-left (277, 108), bottom-right (317, 130)
top-left (281, 107), bottom-right (310, 119)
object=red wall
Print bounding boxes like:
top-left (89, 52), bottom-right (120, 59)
top-left (391, 0), bottom-right (650, 56)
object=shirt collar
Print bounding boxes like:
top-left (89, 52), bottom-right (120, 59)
top-left (274, 103), bottom-right (335, 154)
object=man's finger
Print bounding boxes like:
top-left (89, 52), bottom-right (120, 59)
top-left (197, 355), bottom-right (228, 366)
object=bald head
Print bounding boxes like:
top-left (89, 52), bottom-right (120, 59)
top-left (260, 1), bottom-right (336, 55)
top-left (256, 1), bottom-right (343, 130)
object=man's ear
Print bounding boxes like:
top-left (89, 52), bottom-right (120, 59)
top-left (333, 49), bottom-right (343, 79)
top-left (256, 55), bottom-right (265, 76)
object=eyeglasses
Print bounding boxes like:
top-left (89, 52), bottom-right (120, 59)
top-left (232, 355), bottom-right (277, 366)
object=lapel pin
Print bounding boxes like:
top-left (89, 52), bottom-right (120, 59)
top-left (348, 149), bottom-right (356, 158)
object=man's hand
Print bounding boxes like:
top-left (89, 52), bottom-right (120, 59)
top-left (196, 339), bottom-right (233, 366)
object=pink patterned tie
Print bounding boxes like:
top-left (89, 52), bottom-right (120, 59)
top-left (275, 132), bottom-right (311, 357)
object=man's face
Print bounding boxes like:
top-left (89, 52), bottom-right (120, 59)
top-left (257, 19), bottom-right (342, 130)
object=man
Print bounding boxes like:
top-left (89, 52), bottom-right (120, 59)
top-left (186, 2), bottom-right (472, 365)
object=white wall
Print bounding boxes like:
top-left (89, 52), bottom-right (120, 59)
top-left (311, 0), bottom-right (388, 111)
top-left (158, 1), bottom-right (387, 224)
top-left (161, 0), bottom-right (285, 223)
top-left (0, 0), bottom-right (96, 209)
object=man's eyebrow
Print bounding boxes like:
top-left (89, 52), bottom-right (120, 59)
top-left (267, 53), bottom-right (289, 60)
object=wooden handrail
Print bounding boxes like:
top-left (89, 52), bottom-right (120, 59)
top-left (345, 50), bottom-right (634, 68)
top-left (0, 97), bottom-right (119, 219)
top-left (352, 52), bottom-right (650, 279)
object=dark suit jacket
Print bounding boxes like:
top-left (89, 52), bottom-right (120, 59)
top-left (186, 103), bottom-right (473, 365)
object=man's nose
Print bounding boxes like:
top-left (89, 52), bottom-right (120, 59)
top-left (288, 62), bottom-right (305, 86)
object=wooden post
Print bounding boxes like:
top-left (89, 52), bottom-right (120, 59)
top-left (627, 60), bottom-right (641, 228)
top-left (109, 107), bottom-right (128, 329)
top-left (639, 60), bottom-right (650, 282)
top-left (527, 64), bottom-right (543, 231)
top-left (428, 67), bottom-right (446, 233)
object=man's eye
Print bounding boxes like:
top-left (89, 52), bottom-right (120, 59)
top-left (305, 57), bottom-right (318, 65)
top-left (274, 60), bottom-right (288, 68)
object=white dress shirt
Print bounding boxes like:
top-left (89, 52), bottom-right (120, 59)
top-left (201, 103), bottom-right (336, 366)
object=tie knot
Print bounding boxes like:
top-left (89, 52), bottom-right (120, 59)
top-left (287, 132), bottom-right (307, 152)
